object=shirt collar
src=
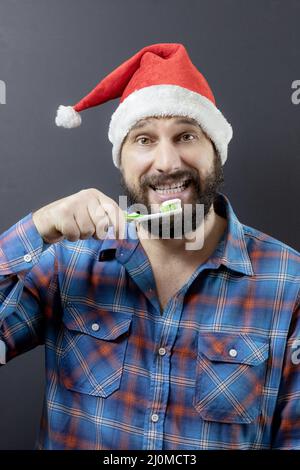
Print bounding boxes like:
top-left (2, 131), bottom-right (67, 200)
top-left (98, 192), bottom-right (254, 276)
top-left (213, 192), bottom-right (254, 276)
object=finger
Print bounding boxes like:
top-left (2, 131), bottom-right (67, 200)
top-left (95, 216), bottom-right (110, 239)
top-left (87, 197), bottom-right (104, 224)
top-left (87, 198), bottom-right (110, 239)
top-left (92, 191), bottom-right (126, 239)
top-left (60, 215), bottom-right (81, 242)
top-left (74, 206), bottom-right (96, 239)
top-left (100, 200), bottom-right (127, 239)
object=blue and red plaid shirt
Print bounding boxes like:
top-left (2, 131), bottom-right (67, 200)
top-left (0, 192), bottom-right (300, 450)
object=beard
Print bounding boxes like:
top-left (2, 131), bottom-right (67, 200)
top-left (120, 151), bottom-right (224, 239)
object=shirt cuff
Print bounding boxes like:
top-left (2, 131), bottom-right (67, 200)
top-left (0, 213), bottom-right (51, 276)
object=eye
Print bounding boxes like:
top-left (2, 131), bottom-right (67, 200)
top-left (136, 136), bottom-right (151, 145)
top-left (180, 133), bottom-right (196, 142)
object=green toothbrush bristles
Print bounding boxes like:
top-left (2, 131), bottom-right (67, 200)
top-left (160, 198), bottom-right (182, 213)
top-left (160, 201), bottom-right (179, 213)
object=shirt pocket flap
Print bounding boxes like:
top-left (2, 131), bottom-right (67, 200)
top-left (199, 332), bottom-right (269, 366)
top-left (59, 302), bottom-right (133, 397)
top-left (62, 302), bottom-right (132, 340)
top-left (194, 332), bottom-right (269, 423)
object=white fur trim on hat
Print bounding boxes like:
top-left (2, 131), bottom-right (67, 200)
top-left (108, 84), bottom-right (233, 168)
top-left (55, 105), bottom-right (82, 128)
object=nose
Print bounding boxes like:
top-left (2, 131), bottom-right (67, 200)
top-left (152, 139), bottom-right (181, 173)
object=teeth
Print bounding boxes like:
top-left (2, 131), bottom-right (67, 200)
top-left (155, 184), bottom-right (187, 195)
top-left (154, 180), bottom-right (189, 193)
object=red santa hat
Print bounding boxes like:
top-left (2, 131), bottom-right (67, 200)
top-left (55, 43), bottom-right (232, 167)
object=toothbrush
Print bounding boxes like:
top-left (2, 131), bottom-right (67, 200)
top-left (124, 198), bottom-right (182, 222)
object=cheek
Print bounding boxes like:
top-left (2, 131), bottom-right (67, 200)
top-left (121, 148), bottom-right (152, 180)
top-left (182, 141), bottom-right (215, 174)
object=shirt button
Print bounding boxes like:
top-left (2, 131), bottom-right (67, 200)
top-left (151, 413), bottom-right (159, 423)
top-left (23, 254), bottom-right (32, 263)
top-left (91, 323), bottom-right (100, 332)
top-left (158, 347), bottom-right (166, 356)
top-left (229, 348), bottom-right (237, 358)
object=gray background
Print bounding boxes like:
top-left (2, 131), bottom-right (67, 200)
top-left (0, 0), bottom-right (299, 449)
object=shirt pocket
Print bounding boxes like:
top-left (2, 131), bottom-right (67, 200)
top-left (193, 332), bottom-right (269, 424)
top-left (59, 302), bottom-right (133, 397)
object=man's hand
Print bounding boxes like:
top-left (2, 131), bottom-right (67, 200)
top-left (32, 188), bottom-right (126, 244)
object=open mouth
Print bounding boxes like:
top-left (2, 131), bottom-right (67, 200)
top-left (150, 179), bottom-right (191, 195)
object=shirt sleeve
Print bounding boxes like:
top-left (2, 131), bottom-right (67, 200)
top-left (271, 293), bottom-right (300, 449)
top-left (0, 213), bottom-right (56, 364)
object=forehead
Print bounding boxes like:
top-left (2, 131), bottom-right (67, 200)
top-left (128, 116), bottom-right (200, 132)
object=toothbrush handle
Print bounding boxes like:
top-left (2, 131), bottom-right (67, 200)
top-left (125, 208), bottom-right (182, 223)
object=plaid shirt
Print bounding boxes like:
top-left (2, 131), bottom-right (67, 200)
top-left (0, 193), bottom-right (299, 450)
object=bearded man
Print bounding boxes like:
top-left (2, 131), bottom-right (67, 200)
top-left (0, 43), bottom-right (299, 450)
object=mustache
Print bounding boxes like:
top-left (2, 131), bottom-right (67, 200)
top-left (140, 169), bottom-right (200, 188)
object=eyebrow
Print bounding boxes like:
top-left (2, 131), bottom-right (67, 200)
top-left (129, 117), bottom-right (200, 133)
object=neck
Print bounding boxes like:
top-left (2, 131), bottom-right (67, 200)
top-left (136, 205), bottom-right (227, 264)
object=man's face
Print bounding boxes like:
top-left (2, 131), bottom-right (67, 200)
top-left (120, 116), bottom-right (224, 235)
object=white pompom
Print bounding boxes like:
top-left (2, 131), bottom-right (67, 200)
top-left (55, 105), bottom-right (82, 128)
